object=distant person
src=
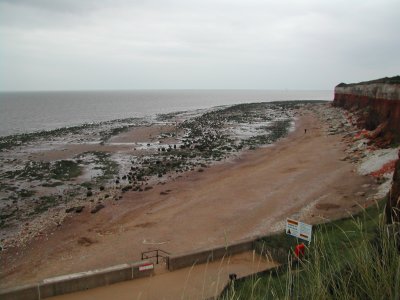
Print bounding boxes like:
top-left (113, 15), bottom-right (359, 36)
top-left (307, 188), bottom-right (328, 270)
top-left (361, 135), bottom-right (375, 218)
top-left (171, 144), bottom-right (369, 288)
top-left (304, 129), bottom-right (307, 134)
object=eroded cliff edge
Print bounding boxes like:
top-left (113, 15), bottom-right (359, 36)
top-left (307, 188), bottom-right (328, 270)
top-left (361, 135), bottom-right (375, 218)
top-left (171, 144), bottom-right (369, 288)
top-left (333, 76), bottom-right (400, 223)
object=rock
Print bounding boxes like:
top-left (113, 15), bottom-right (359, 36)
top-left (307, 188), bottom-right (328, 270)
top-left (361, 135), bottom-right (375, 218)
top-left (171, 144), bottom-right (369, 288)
top-left (75, 206), bottom-right (84, 213)
top-left (90, 204), bottom-right (104, 214)
top-left (77, 236), bottom-right (96, 246)
top-left (386, 150), bottom-right (400, 223)
top-left (66, 205), bottom-right (85, 213)
top-left (369, 121), bottom-right (388, 140)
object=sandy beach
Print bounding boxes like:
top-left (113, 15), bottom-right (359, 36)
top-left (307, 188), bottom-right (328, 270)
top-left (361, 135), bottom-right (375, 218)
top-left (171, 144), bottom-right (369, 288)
top-left (1, 103), bottom-right (385, 289)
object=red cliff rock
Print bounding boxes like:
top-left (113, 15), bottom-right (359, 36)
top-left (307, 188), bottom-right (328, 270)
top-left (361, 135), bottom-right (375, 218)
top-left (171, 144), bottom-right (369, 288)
top-left (333, 76), bottom-right (400, 223)
top-left (333, 76), bottom-right (400, 146)
top-left (387, 150), bottom-right (400, 223)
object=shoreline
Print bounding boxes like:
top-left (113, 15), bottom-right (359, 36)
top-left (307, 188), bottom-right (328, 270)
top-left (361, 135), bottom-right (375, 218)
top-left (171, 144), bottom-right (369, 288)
top-left (0, 90), bottom-right (333, 138)
top-left (0, 101), bottom-right (307, 251)
top-left (0, 101), bottom-right (395, 289)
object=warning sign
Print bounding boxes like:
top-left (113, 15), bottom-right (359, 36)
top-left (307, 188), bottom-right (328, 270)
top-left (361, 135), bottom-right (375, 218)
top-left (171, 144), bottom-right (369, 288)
top-left (286, 218), bottom-right (312, 243)
top-left (286, 218), bottom-right (299, 238)
top-left (139, 263), bottom-right (154, 272)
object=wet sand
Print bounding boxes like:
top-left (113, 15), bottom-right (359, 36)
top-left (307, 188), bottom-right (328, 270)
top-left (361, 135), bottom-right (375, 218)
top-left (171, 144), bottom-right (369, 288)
top-left (0, 108), bottom-right (377, 289)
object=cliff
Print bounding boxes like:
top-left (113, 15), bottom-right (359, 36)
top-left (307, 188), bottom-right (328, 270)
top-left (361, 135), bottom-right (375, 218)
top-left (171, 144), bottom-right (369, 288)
top-left (387, 153), bottom-right (400, 223)
top-left (334, 76), bottom-right (400, 146)
top-left (333, 76), bottom-right (400, 223)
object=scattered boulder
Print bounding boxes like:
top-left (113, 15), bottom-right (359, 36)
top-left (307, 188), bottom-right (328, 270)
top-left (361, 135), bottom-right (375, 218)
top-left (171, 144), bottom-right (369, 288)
top-left (90, 204), bottom-right (105, 214)
top-left (65, 205), bottom-right (85, 213)
top-left (77, 236), bottom-right (96, 246)
top-left (65, 207), bottom-right (75, 213)
top-left (121, 185), bottom-right (132, 192)
top-left (386, 150), bottom-right (400, 223)
top-left (75, 206), bottom-right (84, 213)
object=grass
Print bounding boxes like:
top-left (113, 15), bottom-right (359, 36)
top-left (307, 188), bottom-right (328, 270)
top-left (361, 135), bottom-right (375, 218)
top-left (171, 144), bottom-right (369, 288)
top-left (41, 181), bottom-right (64, 187)
top-left (33, 195), bottom-right (58, 213)
top-left (0, 123), bottom-right (99, 151)
top-left (1, 160), bottom-right (82, 181)
top-left (0, 117), bottom-right (141, 151)
top-left (0, 182), bottom-right (18, 192)
top-left (16, 189), bottom-right (36, 198)
top-left (99, 124), bottom-right (136, 143)
top-left (77, 151), bottom-right (119, 182)
top-left (337, 75), bottom-right (400, 87)
top-left (221, 200), bottom-right (400, 299)
top-left (51, 160), bottom-right (82, 180)
top-left (80, 181), bottom-right (94, 189)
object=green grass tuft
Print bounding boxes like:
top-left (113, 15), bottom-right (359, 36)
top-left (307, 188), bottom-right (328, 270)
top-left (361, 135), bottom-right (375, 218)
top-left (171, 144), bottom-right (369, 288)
top-left (222, 201), bottom-right (400, 299)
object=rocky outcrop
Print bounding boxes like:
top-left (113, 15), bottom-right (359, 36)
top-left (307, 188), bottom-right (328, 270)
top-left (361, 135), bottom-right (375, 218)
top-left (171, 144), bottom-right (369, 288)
top-left (386, 151), bottom-right (400, 223)
top-left (333, 76), bottom-right (400, 146)
top-left (333, 76), bottom-right (400, 223)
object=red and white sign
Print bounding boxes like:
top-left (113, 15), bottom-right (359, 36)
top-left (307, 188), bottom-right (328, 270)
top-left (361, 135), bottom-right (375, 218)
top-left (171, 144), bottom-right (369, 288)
top-left (286, 218), bottom-right (312, 243)
top-left (139, 263), bottom-right (154, 272)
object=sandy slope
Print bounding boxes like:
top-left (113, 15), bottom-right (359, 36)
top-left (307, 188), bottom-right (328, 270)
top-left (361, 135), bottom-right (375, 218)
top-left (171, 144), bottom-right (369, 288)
top-left (0, 108), bottom-right (376, 289)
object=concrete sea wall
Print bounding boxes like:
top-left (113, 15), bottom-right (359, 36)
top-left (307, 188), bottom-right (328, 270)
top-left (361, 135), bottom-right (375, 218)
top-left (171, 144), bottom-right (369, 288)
top-left (168, 237), bottom-right (255, 271)
top-left (1, 233), bottom-right (288, 299)
top-left (0, 260), bottom-right (154, 300)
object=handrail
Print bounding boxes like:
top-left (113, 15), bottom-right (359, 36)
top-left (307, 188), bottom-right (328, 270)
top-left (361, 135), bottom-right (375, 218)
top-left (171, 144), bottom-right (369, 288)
top-left (141, 249), bottom-right (170, 265)
top-left (141, 249), bottom-right (170, 256)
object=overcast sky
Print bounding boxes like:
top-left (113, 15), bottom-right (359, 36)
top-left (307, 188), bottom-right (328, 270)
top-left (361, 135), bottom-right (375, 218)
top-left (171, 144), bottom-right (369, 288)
top-left (0, 0), bottom-right (399, 91)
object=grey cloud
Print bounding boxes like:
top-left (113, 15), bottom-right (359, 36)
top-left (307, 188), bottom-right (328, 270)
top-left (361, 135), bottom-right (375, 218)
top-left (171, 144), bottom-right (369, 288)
top-left (0, 0), bottom-right (399, 91)
top-left (0, 0), bottom-right (101, 13)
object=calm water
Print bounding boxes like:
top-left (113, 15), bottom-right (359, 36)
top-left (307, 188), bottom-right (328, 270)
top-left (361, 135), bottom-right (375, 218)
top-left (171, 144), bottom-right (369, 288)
top-left (0, 90), bottom-right (333, 137)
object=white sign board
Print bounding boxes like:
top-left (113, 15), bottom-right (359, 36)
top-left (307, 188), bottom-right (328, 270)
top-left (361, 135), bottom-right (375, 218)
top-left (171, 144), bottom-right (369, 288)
top-left (139, 263), bottom-right (154, 272)
top-left (286, 218), bottom-right (312, 242)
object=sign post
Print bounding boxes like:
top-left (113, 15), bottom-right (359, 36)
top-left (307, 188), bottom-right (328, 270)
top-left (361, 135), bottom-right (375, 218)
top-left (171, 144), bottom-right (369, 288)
top-left (286, 218), bottom-right (312, 243)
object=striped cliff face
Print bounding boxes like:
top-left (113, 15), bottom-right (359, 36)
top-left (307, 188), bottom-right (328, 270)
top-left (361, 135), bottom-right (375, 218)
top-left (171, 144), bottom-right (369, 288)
top-left (333, 81), bottom-right (400, 145)
top-left (335, 83), bottom-right (400, 101)
top-left (332, 77), bottom-right (400, 223)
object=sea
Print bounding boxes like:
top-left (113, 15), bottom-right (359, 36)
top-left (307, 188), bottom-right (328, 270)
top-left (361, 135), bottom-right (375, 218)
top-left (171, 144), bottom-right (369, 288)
top-left (0, 89), bottom-right (333, 137)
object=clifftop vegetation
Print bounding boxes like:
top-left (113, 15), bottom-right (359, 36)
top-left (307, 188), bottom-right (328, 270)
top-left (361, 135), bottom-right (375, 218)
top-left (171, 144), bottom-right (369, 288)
top-left (337, 75), bottom-right (400, 87)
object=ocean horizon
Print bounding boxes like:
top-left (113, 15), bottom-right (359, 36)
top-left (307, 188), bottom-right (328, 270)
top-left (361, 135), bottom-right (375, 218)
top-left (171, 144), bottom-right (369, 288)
top-left (0, 89), bottom-right (333, 137)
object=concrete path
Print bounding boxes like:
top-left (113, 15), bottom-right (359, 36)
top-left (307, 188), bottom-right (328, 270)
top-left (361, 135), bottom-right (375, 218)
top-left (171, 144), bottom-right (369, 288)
top-left (47, 251), bottom-right (277, 300)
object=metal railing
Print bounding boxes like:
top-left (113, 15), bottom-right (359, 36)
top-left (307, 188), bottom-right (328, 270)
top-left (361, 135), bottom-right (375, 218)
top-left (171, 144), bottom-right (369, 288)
top-left (141, 249), bottom-right (170, 266)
